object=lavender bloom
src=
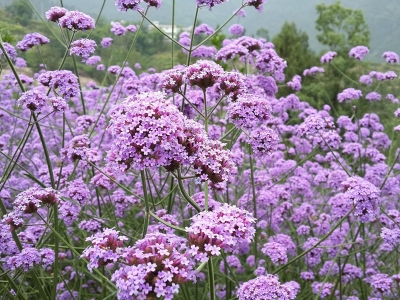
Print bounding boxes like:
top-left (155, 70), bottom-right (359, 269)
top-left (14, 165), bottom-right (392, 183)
top-left (261, 242), bottom-right (288, 265)
top-left (18, 89), bottom-right (48, 112)
top-left (40, 248), bottom-right (55, 269)
top-left (349, 45), bottom-right (369, 60)
top-left (70, 38), bottom-right (96, 59)
top-left (229, 24), bottom-right (244, 36)
top-left (191, 45), bottom-right (217, 58)
top-left (359, 74), bottom-right (373, 85)
top-left (337, 88), bottom-right (362, 103)
top-left (115, 0), bottom-right (141, 11)
top-left (45, 6), bottom-right (68, 22)
top-left (365, 92), bottom-right (381, 101)
top-left (101, 37), bottom-right (113, 48)
top-left (237, 275), bottom-right (298, 300)
top-left (303, 237), bottom-right (324, 267)
top-left (184, 60), bottom-right (224, 89)
top-left (297, 115), bottom-right (335, 137)
top-left (342, 176), bottom-right (380, 222)
top-left (16, 33), bottom-right (50, 51)
top-left (0, 42), bottom-right (17, 61)
top-left (85, 55), bottom-right (101, 66)
top-left (320, 51), bottom-right (337, 63)
top-left (381, 227), bottom-right (400, 246)
top-left (196, 0), bottom-right (228, 9)
top-left (61, 134), bottom-right (91, 162)
top-left (219, 71), bottom-right (247, 101)
top-left (367, 273), bottom-right (393, 295)
top-left (247, 125), bottom-right (279, 156)
top-left (161, 68), bottom-right (184, 93)
top-left (59, 10), bottom-right (95, 31)
top-left (143, 0), bottom-right (162, 8)
top-left (66, 179), bottom-right (90, 205)
top-left (194, 23), bottom-right (214, 35)
top-left (187, 204), bottom-right (255, 257)
top-left (6, 247), bottom-right (42, 271)
top-left (14, 187), bottom-right (59, 213)
top-left (82, 228), bottom-right (128, 271)
top-left (311, 282), bottom-right (334, 298)
top-left (50, 96), bottom-right (68, 112)
top-left (215, 43), bottom-right (249, 62)
top-left (111, 22), bottom-right (127, 36)
top-left (228, 93), bottom-right (271, 129)
top-left (37, 70), bottom-right (79, 98)
top-left (255, 48), bottom-right (287, 81)
top-left (287, 74), bottom-right (302, 91)
top-left (125, 24), bottom-right (137, 32)
top-left (382, 51), bottom-right (399, 63)
top-left (303, 66), bottom-right (324, 76)
top-left (15, 57), bottom-right (27, 67)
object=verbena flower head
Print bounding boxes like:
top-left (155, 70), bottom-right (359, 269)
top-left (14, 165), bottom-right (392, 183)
top-left (6, 247), bottom-right (42, 271)
top-left (194, 23), bottom-right (214, 35)
top-left (297, 115), bottom-right (335, 137)
top-left (115, 0), bottom-right (141, 11)
top-left (161, 68), bottom-right (185, 93)
top-left (0, 42), bottom-right (17, 61)
top-left (50, 96), bottom-right (68, 112)
top-left (59, 10), bottom-right (95, 31)
top-left (255, 48), bottom-right (287, 81)
top-left (229, 24), bottom-right (244, 36)
top-left (144, 0), bottom-right (162, 8)
top-left (349, 46), bottom-right (369, 60)
top-left (219, 71), bottom-right (247, 101)
top-left (382, 51), bottom-right (399, 63)
top-left (359, 74), bottom-right (373, 85)
top-left (114, 233), bottom-right (195, 300)
top-left (246, 0), bottom-right (267, 11)
top-left (261, 242), bottom-right (288, 265)
top-left (287, 74), bottom-right (302, 91)
top-left (342, 176), bottom-right (381, 222)
top-left (196, 0), bottom-right (228, 9)
top-left (367, 273), bottom-right (393, 295)
top-left (193, 139), bottom-right (236, 184)
top-left (70, 38), bottom-right (96, 59)
top-left (37, 70), bottom-right (79, 98)
top-left (111, 22), bottom-right (127, 36)
top-left (14, 187), bottom-right (59, 213)
top-left (303, 66), bottom-right (324, 76)
top-left (16, 33), bottom-right (50, 51)
top-left (227, 93), bottom-right (271, 129)
top-left (237, 275), bottom-right (298, 300)
top-left (186, 203), bottom-right (255, 257)
top-left (320, 51), bottom-right (337, 63)
top-left (45, 6), bottom-right (68, 22)
top-left (365, 91), bottom-right (381, 101)
top-left (82, 228), bottom-right (128, 272)
top-left (247, 125), bottom-right (279, 156)
top-left (101, 37), bottom-right (113, 48)
top-left (337, 88), bottom-right (362, 103)
top-left (18, 89), bottom-right (48, 112)
top-left (184, 60), bottom-right (224, 89)
top-left (106, 91), bottom-right (187, 172)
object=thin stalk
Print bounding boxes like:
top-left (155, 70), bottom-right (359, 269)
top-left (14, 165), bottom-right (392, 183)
top-left (175, 169), bottom-right (201, 212)
top-left (149, 211), bottom-right (185, 232)
top-left (141, 170), bottom-right (150, 238)
top-left (208, 258), bottom-right (216, 300)
top-left (249, 149), bottom-right (258, 262)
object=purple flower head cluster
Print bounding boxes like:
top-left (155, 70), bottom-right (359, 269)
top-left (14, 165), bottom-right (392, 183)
top-left (143, 0), bottom-right (162, 8)
top-left (61, 134), bottom-right (94, 163)
top-left (229, 24), bottom-right (244, 36)
top-left (115, 0), bottom-right (141, 11)
top-left (6, 247), bottom-right (42, 271)
top-left (45, 6), bottom-right (68, 22)
top-left (303, 66), bottom-right (324, 76)
top-left (194, 23), bottom-right (214, 35)
top-left (65, 179), bottom-right (90, 205)
top-left (320, 51), bottom-right (337, 63)
top-left (111, 22), bottom-right (127, 36)
top-left (261, 242), bottom-right (288, 265)
top-left (342, 176), bottom-right (381, 222)
top-left (219, 71), bottom-right (247, 101)
top-left (16, 33), bottom-right (50, 51)
top-left (85, 55), bottom-right (101, 66)
top-left (0, 42), bottom-right (17, 61)
top-left (82, 228), bottom-right (128, 272)
top-left (349, 46), bottom-right (369, 60)
top-left (70, 38), bottom-right (97, 59)
top-left (186, 203), bottom-right (255, 257)
top-left (367, 273), bottom-right (393, 295)
top-left (247, 125), bottom-right (279, 156)
top-left (359, 74), bottom-right (372, 85)
top-left (114, 233), bottom-right (195, 300)
top-left (287, 74), bottom-right (302, 91)
top-left (297, 115), bottom-right (335, 137)
top-left (365, 92), bottom-right (381, 101)
top-left (255, 48), bottom-right (287, 81)
top-left (382, 51), bottom-right (399, 63)
top-left (126, 24), bottom-right (137, 32)
top-left (161, 68), bottom-right (184, 93)
top-left (246, 0), bottom-right (267, 11)
top-left (191, 45), bottom-right (217, 58)
top-left (227, 93), bottom-right (271, 129)
top-left (337, 88), bottom-right (363, 103)
top-left (196, 0), bottom-right (228, 9)
top-left (58, 10), bottom-right (95, 31)
top-left (237, 275), bottom-right (299, 300)
top-left (37, 70), bottom-right (79, 98)
top-left (193, 139), bottom-right (236, 184)
top-left (18, 89), bottom-right (48, 112)
top-left (13, 187), bottom-right (59, 214)
top-left (184, 60), bottom-right (224, 89)
top-left (50, 96), bottom-right (68, 112)
top-left (101, 37), bottom-right (113, 48)
top-left (311, 282), bottom-right (334, 298)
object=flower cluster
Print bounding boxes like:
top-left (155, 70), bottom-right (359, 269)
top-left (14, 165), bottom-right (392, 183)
top-left (16, 33), bottom-right (50, 51)
top-left (37, 70), bottom-right (79, 98)
top-left (18, 89), bottom-right (48, 112)
top-left (13, 187), bottom-right (59, 214)
top-left (70, 38), bottom-right (97, 59)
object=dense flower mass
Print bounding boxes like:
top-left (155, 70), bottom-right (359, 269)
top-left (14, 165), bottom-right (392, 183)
top-left (58, 10), bottom-right (95, 31)
top-left (115, 0), bottom-right (141, 11)
top-left (70, 38), bottom-right (97, 59)
top-left (16, 33), bottom-right (50, 51)
top-left (349, 45), bottom-right (369, 60)
top-left (18, 89), bottom-right (48, 112)
top-left (337, 88), bottom-right (363, 102)
top-left (37, 70), bottom-right (79, 98)
top-left (184, 60), bottom-right (224, 89)
top-left (237, 275), bottom-right (299, 300)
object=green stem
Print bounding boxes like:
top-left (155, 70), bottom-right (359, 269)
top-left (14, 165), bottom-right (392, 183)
top-left (176, 169), bottom-right (201, 212)
top-left (208, 258), bottom-right (216, 300)
top-left (141, 170), bottom-right (150, 238)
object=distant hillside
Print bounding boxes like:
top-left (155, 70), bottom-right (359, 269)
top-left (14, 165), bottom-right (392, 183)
top-left (2, 0), bottom-right (399, 62)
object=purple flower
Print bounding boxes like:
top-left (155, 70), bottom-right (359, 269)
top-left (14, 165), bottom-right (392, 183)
top-left (126, 24), bottom-right (137, 32)
top-left (303, 66), bottom-right (324, 76)
top-left (342, 176), bottom-right (381, 222)
top-left (237, 275), bottom-right (298, 300)
top-left (144, 0), bottom-right (162, 8)
top-left (311, 282), bottom-right (334, 298)
top-left (215, 43), bottom-right (249, 62)
top-left (85, 55), bottom-right (101, 66)
top-left (18, 89), bottom-right (48, 112)
top-left (196, 0), bottom-right (228, 9)
top-left (16, 33), bottom-right (50, 51)
top-left (101, 37), bottom-right (113, 48)
top-left (111, 22), bottom-right (127, 36)
top-left (70, 38), bottom-right (96, 59)
top-left (337, 88), bottom-right (362, 103)
top-left (365, 91), bottom-right (381, 101)
top-left (261, 242), bottom-right (288, 265)
top-left (65, 179), bottom-right (90, 205)
top-left (161, 68), bottom-right (185, 93)
top-left (14, 187), bottom-right (59, 213)
top-left (0, 42), bottom-right (17, 61)
top-left (320, 51), bottom-right (337, 63)
top-left (50, 96), bottom-right (68, 112)
top-left (7, 247), bottom-right (42, 271)
top-left (194, 23), bottom-right (214, 35)
top-left (367, 273), bottom-right (393, 295)
top-left (229, 24), bottom-right (244, 36)
top-left (297, 115), bottom-right (335, 137)
top-left (191, 45), bottom-right (217, 58)
top-left (187, 203), bottom-right (255, 256)
top-left (59, 10), bottom-right (95, 31)
top-left (349, 45), bottom-right (369, 60)
top-left (228, 93), bottom-right (271, 129)
top-left (255, 48), bottom-right (287, 81)
top-left (246, 0), bottom-right (267, 11)
top-left (37, 70), bottom-right (79, 98)
top-left (45, 6), bottom-right (68, 22)
top-left (359, 74), bottom-right (373, 85)
top-left (115, 0), bottom-right (141, 11)
top-left (247, 125), bottom-right (279, 156)
top-left (219, 71), bottom-right (247, 101)
top-left (382, 51), bottom-right (399, 63)
top-left (184, 60), bottom-right (224, 89)
top-left (287, 74), bottom-right (302, 91)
